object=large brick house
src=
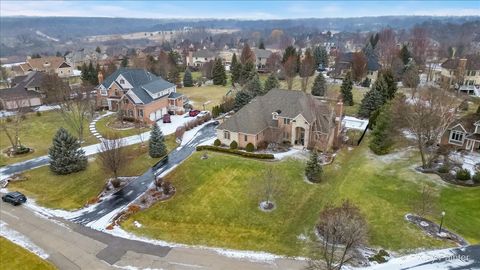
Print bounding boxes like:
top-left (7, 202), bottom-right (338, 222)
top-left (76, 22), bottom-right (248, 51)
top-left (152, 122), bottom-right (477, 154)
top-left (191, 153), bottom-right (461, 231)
top-left (440, 113), bottom-right (480, 152)
top-left (96, 68), bottom-right (185, 124)
top-left (216, 89), bottom-right (343, 151)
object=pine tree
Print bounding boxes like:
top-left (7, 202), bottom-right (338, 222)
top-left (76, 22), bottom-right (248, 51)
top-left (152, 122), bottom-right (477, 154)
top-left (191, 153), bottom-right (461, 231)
top-left (358, 79), bottom-right (386, 118)
top-left (149, 123), bottom-right (167, 158)
top-left (305, 151), bottom-right (323, 183)
top-left (259, 39), bottom-right (265, 50)
top-left (341, 73), bottom-right (354, 106)
top-left (369, 103), bottom-right (394, 155)
top-left (212, 58), bottom-right (227, 86)
top-left (311, 73), bottom-right (327, 96)
top-left (95, 46), bottom-right (101, 53)
top-left (168, 67), bottom-right (180, 86)
top-left (264, 73), bottom-right (280, 93)
top-left (183, 68), bottom-right (193, 87)
top-left (121, 57), bottom-right (128, 67)
top-left (381, 69), bottom-right (397, 100)
top-left (48, 128), bottom-right (87, 175)
top-left (234, 90), bottom-right (253, 111)
top-left (313, 46), bottom-right (328, 68)
top-left (231, 53), bottom-right (242, 84)
top-left (244, 74), bottom-right (263, 96)
top-left (399, 45), bottom-right (411, 65)
top-left (240, 62), bottom-right (255, 86)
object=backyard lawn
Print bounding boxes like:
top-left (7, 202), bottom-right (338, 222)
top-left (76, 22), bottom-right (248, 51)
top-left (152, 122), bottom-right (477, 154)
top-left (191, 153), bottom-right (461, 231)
top-left (122, 139), bottom-right (480, 256)
top-left (178, 85), bottom-right (230, 111)
top-left (10, 137), bottom-right (177, 210)
top-left (95, 115), bottom-right (150, 139)
top-left (0, 237), bottom-right (56, 270)
top-left (0, 110), bottom-right (98, 166)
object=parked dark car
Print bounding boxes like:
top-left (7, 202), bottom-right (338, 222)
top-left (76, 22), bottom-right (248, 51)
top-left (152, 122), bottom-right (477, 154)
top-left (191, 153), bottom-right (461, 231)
top-left (189, 110), bottom-right (200, 117)
top-left (2, 192), bottom-right (27, 206)
top-left (162, 114), bottom-right (171, 123)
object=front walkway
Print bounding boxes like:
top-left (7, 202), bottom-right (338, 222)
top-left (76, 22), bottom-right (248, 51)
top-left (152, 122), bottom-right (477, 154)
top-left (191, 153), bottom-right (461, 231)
top-left (89, 111), bottom-right (115, 140)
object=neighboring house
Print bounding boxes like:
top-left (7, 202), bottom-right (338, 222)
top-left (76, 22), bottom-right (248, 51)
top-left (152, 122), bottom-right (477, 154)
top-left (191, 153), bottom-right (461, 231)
top-left (95, 68), bottom-right (185, 124)
top-left (0, 71), bottom-right (46, 110)
top-left (440, 113), bottom-right (480, 152)
top-left (23, 57), bottom-right (73, 78)
top-left (65, 49), bottom-right (108, 68)
top-left (253, 48), bottom-right (272, 72)
top-left (216, 89), bottom-right (343, 151)
top-left (440, 55), bottom-right (480, 97)
top-left (186, 50), bottom-right (217, 67)
top-left (333, 52), bottom-right (381, 82)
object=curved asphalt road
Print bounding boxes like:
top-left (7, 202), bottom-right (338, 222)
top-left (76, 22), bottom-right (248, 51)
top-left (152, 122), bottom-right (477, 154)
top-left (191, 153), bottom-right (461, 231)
top-left (71, 122), bottom-right (217, 225)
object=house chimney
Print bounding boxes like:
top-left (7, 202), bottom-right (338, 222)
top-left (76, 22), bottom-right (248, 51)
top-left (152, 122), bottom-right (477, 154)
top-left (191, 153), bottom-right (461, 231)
top-left (98, 71), bottom-right (104, 85)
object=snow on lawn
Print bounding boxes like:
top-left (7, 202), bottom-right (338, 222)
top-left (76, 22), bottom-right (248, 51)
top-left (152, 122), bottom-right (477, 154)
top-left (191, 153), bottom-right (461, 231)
top-left (274, 148), bottom-right (302, 160)
top-left (343, 116), bottom-right (369, 130)
top-left (363, 247), bottom-right (473, 270)
top-left (451, 151), bottom-right (480, 175)
top-left (33, 105), bottom-right (61, 112)
top-left (0, 220), bottom-right (50, 259)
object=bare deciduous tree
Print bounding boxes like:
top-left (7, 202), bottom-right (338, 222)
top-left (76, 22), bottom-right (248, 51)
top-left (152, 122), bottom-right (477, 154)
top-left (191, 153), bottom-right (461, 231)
top-left (57, 89), bottom-right (95, 143)
top-left (266, 52), bottom-right (282, 74)
top-left (378, 28), bottom-right (397, 68)
top-left (412, 184), bottom-right (438, 217)
top-left (283, 55), bottom-right (297, 90)
top-left (308, 200), bottom-right (367, 270)
top-left (300, 49), bottom-right (315, 92)
top-left (97, 135), bottom-right (127, 188)
top-left (351, 51), bottom-right (367, 82)
top-left (0, 97), bottom-right (28, 153)
top-left (254, 167), bottom-right (283, 210)
top-left (400, 88), bottom-right (457, 169)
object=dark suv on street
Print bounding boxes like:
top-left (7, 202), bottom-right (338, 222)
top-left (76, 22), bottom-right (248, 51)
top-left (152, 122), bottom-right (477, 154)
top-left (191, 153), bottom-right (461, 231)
top-left (2, 192), bottom-right (27, 206)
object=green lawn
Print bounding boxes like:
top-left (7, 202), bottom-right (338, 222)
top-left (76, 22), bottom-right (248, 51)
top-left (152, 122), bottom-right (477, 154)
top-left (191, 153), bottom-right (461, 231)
top-left (122, 139), bottom-right (480, 256)
top-left (0, 237), bottom-right (56, 270)
top-left (10, 137), bottom-right (177, 210)
top-left (178, 85), bottom-right (230, 111)
top-left (0, 111), bottom-right (98, 166)
top-left (95, 115), bottom-right (150, 139)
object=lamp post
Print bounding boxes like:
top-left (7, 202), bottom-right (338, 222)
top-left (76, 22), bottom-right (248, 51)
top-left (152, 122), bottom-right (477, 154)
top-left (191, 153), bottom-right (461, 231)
top-left (438, 211), bottom-right (445, 234)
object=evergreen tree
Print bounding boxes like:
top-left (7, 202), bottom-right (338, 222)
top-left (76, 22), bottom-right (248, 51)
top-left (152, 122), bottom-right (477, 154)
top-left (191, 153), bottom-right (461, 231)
top-left (240, 62), bottom-right (255, 86)
top-left (259, 39), bottom-right (265, 50)
top-left (358, 79), bottom-right (386, 118)
top-left (399, 45), bottom-right (411, 65)
top-left (149, 123), bottom-right (167, 158)
top-left (183, 68), bottom-right (193, 87)
top-left (167, 67), bottom-right (180, 86)
top-left (234, 90), bottom-right (253, 111)
top-left (282, 46), bottom-right (297, 63)
top-left (212, 58), bottom-right (227, 86)
top-left (369, 103), bottom-right (394, 155)
top-left (80, 63), bottom-right (89, 82)
top-left (244, 74), bottom-right (263, 96)
top-left (95, 46), bottom-right (101, 53)
top-left (48, 128), bottom-right (87, 175)
top-left (264, 73), bottom-right (280, 93)
top-left (305, 151), bottom-right (323, 183)
top-left (381, 69), bottom-right (397, 100)
top-left (231, 53), bottom-right (242, 84)
top-left (311, 73), bottom-right (327, 96)
top-left (341, 73), bottom-right (354, 106)
top-left (313, 46), bottom-right (328, 68)
top-left (121, 57), bottom-right (128, 67)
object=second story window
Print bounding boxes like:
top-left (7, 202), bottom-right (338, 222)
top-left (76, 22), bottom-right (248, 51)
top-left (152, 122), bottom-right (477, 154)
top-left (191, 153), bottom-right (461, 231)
top-left (283, 118), bottom-right (290, 125)
top-left (244, 135), bottom-right (248, 142)
top-left (120, 79), bottom-right (125, 84)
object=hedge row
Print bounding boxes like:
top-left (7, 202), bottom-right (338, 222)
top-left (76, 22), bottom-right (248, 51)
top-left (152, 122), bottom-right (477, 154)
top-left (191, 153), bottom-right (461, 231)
top-left (196, 145), bottom-right (274, 159)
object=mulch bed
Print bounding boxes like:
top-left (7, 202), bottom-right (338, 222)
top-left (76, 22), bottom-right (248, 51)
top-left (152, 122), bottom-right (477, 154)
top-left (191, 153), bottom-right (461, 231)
top-left (405, 213), bottom-right (468, 246)
top-left (416, 166), bottom-right (479, 187)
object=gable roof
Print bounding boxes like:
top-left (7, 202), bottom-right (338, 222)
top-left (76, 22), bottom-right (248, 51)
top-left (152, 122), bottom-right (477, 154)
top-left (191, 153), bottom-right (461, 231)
top-left (448, 113), bottom-right (480, 133)
top-left (217, 89), bottom-right (334, 134)
top-left (253, 48), bottom-right (272, 59)
top-left (339, 52), bottom-right (381, 71)
top-left (27, 57), bottom-right (70, 71)
top-left (100, 68), bottom-right (177, 104)
top-left (441, 54), bottom-right (480, 70)
top-left (0, 71), bottom-right (45, 101)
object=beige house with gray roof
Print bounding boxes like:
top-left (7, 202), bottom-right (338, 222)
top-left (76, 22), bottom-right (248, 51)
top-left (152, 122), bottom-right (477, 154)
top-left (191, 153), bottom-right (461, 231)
top-left (216, 89), bottom-right (343, 151)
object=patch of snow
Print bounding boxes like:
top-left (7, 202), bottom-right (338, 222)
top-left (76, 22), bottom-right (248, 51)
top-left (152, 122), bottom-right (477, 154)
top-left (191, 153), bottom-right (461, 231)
top-left (402, 130), bottom-right (417, 140)
top-left (343, 116), bottom-right (369, 130)
top-left (363, 247), bottom-right (473, 270)
top-left (133, 221), bottom-right (142, 228)
top-left (420, 221), bottom-right (429, 227)
top-left (180, 120), bottom-right (214, 146)
top-left (0, 110), bottom-right (17, 118)
top-left (35, 30), bottom-right (59, 42)
top-left (451, 152), bottom-right (480, 175)
top-left (0, 221), bottom-right (50, 259)
top-left (273, 148), bottom-right (302, 160)
top-left (33, 105), bottom-right (61, 112)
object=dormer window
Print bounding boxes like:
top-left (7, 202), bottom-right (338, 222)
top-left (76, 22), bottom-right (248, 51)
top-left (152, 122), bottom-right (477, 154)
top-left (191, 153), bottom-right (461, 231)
top-left (120, 79), bottom-right (125, 84)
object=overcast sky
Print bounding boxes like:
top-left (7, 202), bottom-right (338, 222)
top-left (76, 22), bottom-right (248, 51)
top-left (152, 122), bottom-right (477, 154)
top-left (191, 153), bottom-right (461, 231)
top-left (1, 1), bottom-right (479, 19)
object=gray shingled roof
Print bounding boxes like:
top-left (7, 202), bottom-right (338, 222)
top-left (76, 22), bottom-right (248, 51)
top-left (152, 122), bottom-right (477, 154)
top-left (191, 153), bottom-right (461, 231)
top-left (0, 71), bottom-right (44, 100)
top-left (100, 68), bottom-right (177, 104)
top-left (253, 48), bottom-right (272, 59)
top-left (193, 50), bottom-right (217, 58)
top-left (217, 89), bottom-right (334, 134)
top-left (339, 52), bottom-right (381, 71)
